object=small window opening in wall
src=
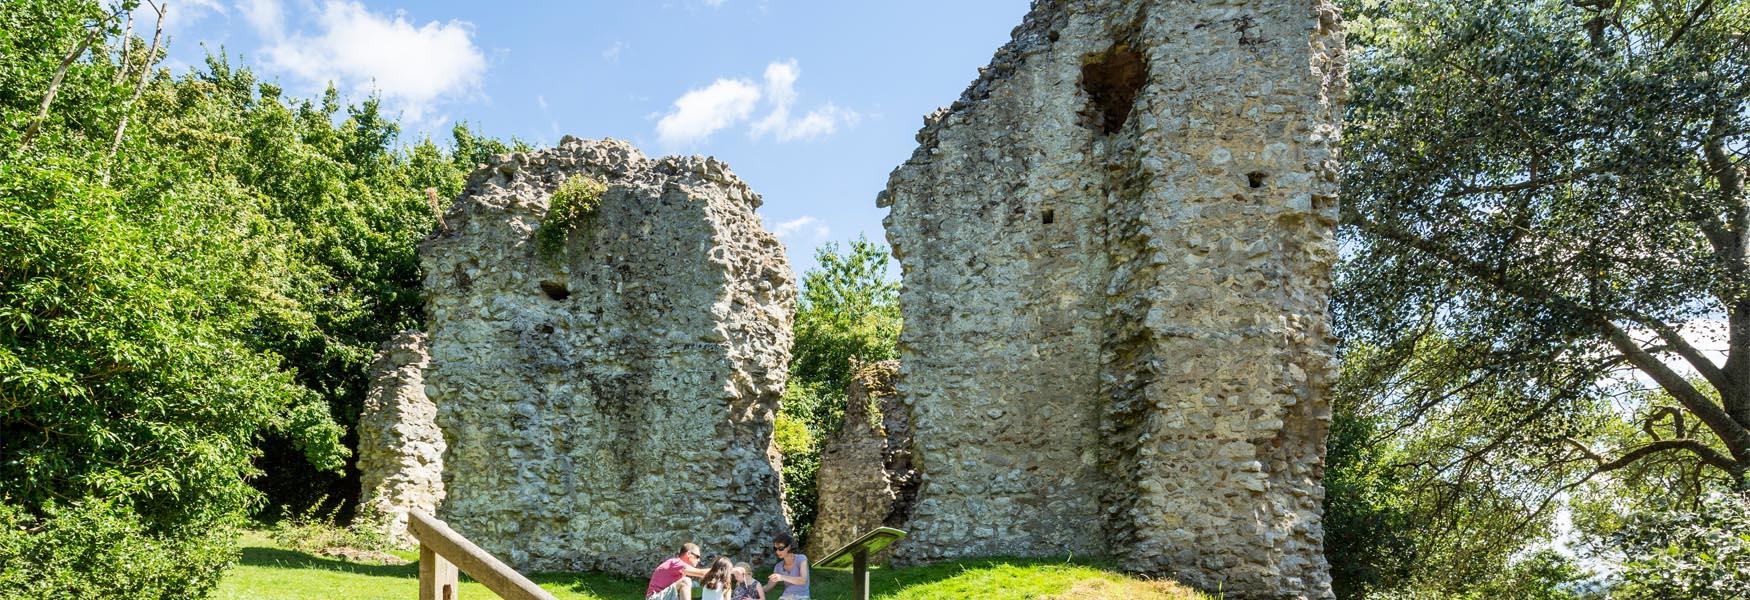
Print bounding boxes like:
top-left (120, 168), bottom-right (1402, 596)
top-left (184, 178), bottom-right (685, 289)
top-left (1247, 171), bottom-right (1267, 189)
top-left (539, 280), bottom-right (570, 301)
top-left (1080, 43), bottom-right (1147, 135)
top-left (1042, 208), bottom-right (1056, 225)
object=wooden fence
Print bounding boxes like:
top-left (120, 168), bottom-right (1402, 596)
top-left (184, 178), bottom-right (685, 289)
top-left (407, 509), bottom-right (557, 600)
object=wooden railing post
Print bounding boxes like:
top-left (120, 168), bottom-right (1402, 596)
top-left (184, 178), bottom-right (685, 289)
top-left (420, 543), bottom-right (459, 600)
top-left (408, 509), bottom-right (557, 600)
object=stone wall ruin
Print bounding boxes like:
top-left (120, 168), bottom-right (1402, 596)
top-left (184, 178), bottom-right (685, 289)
top-left (805, 360), bottom-right (915, 559)
top-left (419, 138), bottom-right (796, 576)
top-left (879, 1), bottom-right (1345, 598)
top-left (356, 330), bottom-right (444, 547)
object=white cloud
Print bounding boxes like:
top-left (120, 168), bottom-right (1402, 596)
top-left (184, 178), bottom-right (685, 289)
top-left (756, 102), bottom-right (856, 142)
top-left (654, 59), bottom-right (855, 148)
top-left (702, 0), bottom-right (727, 6)
top-left (237, 0), bottom-right (283, 36)
top-left (772, 216), bottom-right (830, 241)
top-left (248, 1), bottom-right (486, 122)
top-left (536, 95), bottom-right (548, 110)
top-left (750, 60), bottom-right (858, 141)
top-left (162, 0), bottom-right (227, 32)
top-left (655, 78), bottom-right (761, 147)
top-left (602, 41), bottom-right (627, 62)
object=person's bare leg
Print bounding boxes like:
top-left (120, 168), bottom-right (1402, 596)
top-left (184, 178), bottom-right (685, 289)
top-left (678, 578), bottom-right (692, 599)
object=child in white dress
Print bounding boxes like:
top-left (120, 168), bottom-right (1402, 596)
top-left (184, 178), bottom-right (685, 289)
top-left (699, 557), bottom-right (735, 600)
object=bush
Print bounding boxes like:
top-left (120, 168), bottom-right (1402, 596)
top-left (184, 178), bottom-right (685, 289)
top-left (268, 499), bottom-right (392, 556)
top-left (0, 500), bottom-right (239, 598)
top-left (1611, 493), bottom-right (1750, 599)
top-left (777, 384), bottom-right (823, 545)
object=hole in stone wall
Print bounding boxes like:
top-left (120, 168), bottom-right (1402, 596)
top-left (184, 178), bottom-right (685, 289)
top-left (1080, 43), bottom-right (1147, 135)
top-left (539, 280), bottom-right (570, 301)
top-left (452, 264), bottom-right (472, 292)
top-left (1042, 208), bottom-right (1055, 225)
top-left (1247, 171), bottom-right (1267, 189)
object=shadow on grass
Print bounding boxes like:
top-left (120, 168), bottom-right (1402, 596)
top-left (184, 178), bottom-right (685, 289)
top-left (808, 555), bottom-right (1131, 598)
top-left (236, 543), bottom-right (1193, 599)
top-left (238, 545), bottom-right (419, 578)
top-left (239, 541), bottom-right (646, 596)
top-left (532, 571), bottom-right (646, 597)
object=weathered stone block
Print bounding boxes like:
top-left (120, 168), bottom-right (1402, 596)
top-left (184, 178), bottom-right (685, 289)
top-left (806, 360), bottom-right (914, 560)
top-left (420, 138), bottom-right (796, 576)
top-left (880, 1), bottom-right (1343, 598)
top-left (357, 330), bottom-right (443, 547)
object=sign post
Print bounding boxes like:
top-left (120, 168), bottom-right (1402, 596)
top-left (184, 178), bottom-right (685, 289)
top-left (814, 527), bottom-right (906, 600)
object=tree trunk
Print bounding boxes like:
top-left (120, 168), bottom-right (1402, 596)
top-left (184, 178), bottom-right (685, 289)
top-left (103, 2), bottom-right (164, 185)
top-left (112, 10), bottom-right (132, 86)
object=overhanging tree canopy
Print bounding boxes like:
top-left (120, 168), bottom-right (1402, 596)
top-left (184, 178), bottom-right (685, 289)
top-left (1338, 0), bottom-right (1750, 499)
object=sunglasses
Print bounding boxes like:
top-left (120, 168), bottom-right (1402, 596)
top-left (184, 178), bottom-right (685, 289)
top-left (772, 545), bottom-right (788, 553)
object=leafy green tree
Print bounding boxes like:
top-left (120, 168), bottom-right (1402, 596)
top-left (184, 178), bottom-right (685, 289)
top-left (1340, 0), bottom-right (1750, 487)
top-left (780, 236), bottom-right (902, 546)
top-left (1323, 351), bottom-right (1416, 598)
top-left (1332, 0), bottom-right (1749, 595)
top-left (0, 2), bottom-right (346, 593)
top-left (0, 0), bottom-right (486, 592)
top-left (788, 236), bottom-right (902, 430)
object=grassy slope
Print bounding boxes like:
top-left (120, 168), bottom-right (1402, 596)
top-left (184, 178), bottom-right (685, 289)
top-left (215, 533), bottom-right (1209, 600)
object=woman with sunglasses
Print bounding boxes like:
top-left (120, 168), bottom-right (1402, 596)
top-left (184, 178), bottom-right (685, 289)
top-left (762, 534), bottom-right (810, 599)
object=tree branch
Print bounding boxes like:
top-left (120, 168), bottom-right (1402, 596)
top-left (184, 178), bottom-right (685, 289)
top-left (1345, 213), bottom-right (1750, 464)
top-left (102, 0), bottom-right (163, 185)
top-left (1570, 437), bottom-right (1739, 475)
top-left (112, 8), bottom-right (133, 86)
top-left (1702, 115), bottom-right (1750, 428)
top-left (1437, 168), bottom-right (1600, 199)
top-left (20, 25), bottom-right (101, 151)
top-left (1662, 0), bottom-right (1717, 50)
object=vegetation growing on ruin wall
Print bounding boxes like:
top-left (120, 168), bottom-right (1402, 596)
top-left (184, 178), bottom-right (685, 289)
top-left (536, 175), bottom-right (607, 264)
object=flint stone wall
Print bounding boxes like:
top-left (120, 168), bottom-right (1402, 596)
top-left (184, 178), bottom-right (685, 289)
top-left (879, 1), bottom-right (1344, 598)
top-left (420, 138), bottom-right (796, 576)
top-left (806, 360), bottom-right (914, 560)
top-left (356, 330), bottom-right (444, 547)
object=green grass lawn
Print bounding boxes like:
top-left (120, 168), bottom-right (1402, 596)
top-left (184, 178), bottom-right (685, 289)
top-left (215, 532), bottom-right (1210, 599)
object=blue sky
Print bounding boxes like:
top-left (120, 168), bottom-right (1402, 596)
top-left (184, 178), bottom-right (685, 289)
top-left (158, 0), bottom-right (1030, 275)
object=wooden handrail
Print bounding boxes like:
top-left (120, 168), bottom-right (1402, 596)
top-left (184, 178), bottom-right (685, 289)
top-left (407, 509), bottom-right (557, 600)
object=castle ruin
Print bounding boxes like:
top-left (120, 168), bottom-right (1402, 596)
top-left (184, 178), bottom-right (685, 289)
top-left (418, 138), bottom-right (796, 576)
top-left (878, 0), bottom-right (1345, 597)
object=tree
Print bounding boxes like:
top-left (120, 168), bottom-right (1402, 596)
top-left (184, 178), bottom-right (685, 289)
top-left (1332, 0), bottom-right (1748, 595)
top-left (0, 0), bottom-right (481, 592)
top-left (1608, 492), bottom-right (1750, 598)
top-left (1, 3), bottom-right (346, 594)
top-left (1339, 0), bottom-right (1749, 506)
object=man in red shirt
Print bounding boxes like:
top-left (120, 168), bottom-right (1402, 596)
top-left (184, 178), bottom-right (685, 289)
top-left (647, 543), bottom-right (710, 600)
